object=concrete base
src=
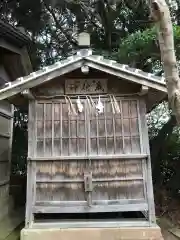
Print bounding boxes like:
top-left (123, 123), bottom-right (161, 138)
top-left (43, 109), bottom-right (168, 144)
top-left (21, 226), bottom-right (164, 240)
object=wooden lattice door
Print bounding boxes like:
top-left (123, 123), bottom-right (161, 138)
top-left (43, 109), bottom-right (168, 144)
top-left (34, 97), bottom-right (147, 213)
top-left (36, 97), bottom-right (141, 157)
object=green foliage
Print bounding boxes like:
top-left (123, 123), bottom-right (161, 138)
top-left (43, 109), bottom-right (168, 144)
top-left (158, 130), bottom-right (180, 198)
top-left (117, 24), bottom-right (180, 71)
top-left (147, 102), bottom-right (170, 139)
top-left (0, 0), bottom-right (150, 69)
top-left (118, 27), bottom-right (156, 65)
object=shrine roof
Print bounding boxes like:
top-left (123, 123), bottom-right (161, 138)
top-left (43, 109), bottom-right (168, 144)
top-left (0, 50), bottom-right (167, 101)
top-left (0, 19), bottom-right (31, 48)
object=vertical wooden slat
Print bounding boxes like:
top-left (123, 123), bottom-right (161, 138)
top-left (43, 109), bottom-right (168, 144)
top-left (137, 100), bottom-right (143, 154)
top-left (32, 161), bottom-right (37, 214)
top-left (25, 161), bottom-right (33, 227)
top-left (129, 101), bottom-right (133, 153)
top-left (7, 104), bottom-right (13, 186)
top-left (96, 111), bottom-right (99, 155)
top-left (120, 100), bottom-right (125, 153)
top-left (68, 103), bottom-right (71, 156)
top-left (77, 116), bottom-right (79, 155)
top-left (35, 103), bottom-right (38, 157)
top-left (85, 100), bottom-right (88, 156)
top-left (60, 102), bottom-right (62, 156)
top-left (26, 100), bottom-right (36, 227)
top-left (112, 105), bottom-right (116, 154)
top-left (104, 100), bottom-right (108, 154)
top-left (142, 158), bottom-right (147, 201)
top-left (29, 101), bottom-right (36, 157)
top-left (43, 103), bottom-right (46, 156)
top-left (139, 97), bottom-right (156, 225)
top-left (52, 103), bottom-right (54, 156)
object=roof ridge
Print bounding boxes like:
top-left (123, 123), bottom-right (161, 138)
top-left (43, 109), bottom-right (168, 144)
top-left (86, 55), bottom-right (165, 85)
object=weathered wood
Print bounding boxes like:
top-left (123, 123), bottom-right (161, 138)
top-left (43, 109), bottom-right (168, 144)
top-left (37, 96), bottom-right (140, 103)
top-left (35, 156), bottom-right (145, 205)
top-left (29, 154), bottom-right (148, 161)
top-left (0, 179), bottom-right (9, 186)
top-left (0, 133), bottom-right (11, 138)
top-left (0, 162), bottom-right (8, 181)
top-left (20, 46), bottom-right (33, 75)
top-left (0, 100), bottom-right (13, 220)
top-left (0, 39), bottom-right (22, 54)
top-left (30, 219), bottom-right (151, 229)
top-left (33, 203), bottom-right (148, 214)
top-left (86, 61), bottom-right (167, 93)
top-left (25, 95), bottom-right (155, 224)
top-left (22, 70), bottom-right (142, 98)
top-left (36, 177), bottom-right (144, 183)
top-left (21, 89), bottom-right (35, 100)
top-left (65, 78), bottom-right (107, 94)
top-left (138, 86), bottom-right (149, 96)
top-left (35, 98), bottom-right (141, 157)
top-left (7, 104), bottom-right (14, 184)
top-left (0, 60), bottom-right (83, 101)
top-left (26, 101), bottom-right (36, 227)
top-left (35, 198), bottom-right (146, 206)
top-left (139, 98), bottom-right (156, 225)
top-left (0, 100), bottom-right (13, 118)
top-left (35, 158), bottom-right (144, 181)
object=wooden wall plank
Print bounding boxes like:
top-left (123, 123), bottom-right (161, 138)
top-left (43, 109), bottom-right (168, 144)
top-left (138, 98), bottom-right (156, 225)
top-left (33, 203), bottom-right (148, 214)
top-left (27, 96), bottom-right (152, 218)
top-left (26, 100), bottom-right (36, 227)
top-left (0, 101), bottom-right (13, 221)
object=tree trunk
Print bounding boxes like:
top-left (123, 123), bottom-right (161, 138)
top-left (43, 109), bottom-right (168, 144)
top-left (149, 0), bottom-right (180, 124)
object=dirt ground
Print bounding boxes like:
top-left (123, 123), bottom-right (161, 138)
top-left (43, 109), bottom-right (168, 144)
top-left (158, 217), bottom-right (179, 240)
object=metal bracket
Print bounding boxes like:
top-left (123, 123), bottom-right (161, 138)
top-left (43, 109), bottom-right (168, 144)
top-left (84, 171), bottom-right (93, 207)
top-left (84, 172), bottom-right (93, 192)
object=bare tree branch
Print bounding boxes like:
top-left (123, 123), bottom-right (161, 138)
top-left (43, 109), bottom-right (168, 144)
top-left (42, 0), bottom-right (78, 47)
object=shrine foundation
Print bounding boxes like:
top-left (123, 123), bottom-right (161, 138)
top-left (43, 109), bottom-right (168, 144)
top-left (21, 226), bottom-right (164, 240)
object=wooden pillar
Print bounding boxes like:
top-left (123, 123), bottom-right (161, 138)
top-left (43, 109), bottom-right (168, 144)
top-left (25, 100), bottom-right (36, 228)
top-left (138, 97), bottom-right (156, 225)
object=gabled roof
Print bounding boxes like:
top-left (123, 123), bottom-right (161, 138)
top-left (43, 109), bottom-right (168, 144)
top-left (0, 51), bottom-right (167, 102)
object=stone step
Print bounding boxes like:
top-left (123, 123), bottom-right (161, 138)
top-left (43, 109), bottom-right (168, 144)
top-left (21, 226), bottom-right (164, 240)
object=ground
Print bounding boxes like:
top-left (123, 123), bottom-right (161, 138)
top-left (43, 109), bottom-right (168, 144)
top-left (158, 217), bottom-right (179, 240)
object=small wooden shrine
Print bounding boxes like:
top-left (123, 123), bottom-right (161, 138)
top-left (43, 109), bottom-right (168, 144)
top-left (0, 19), bottom-right (31, 222)
top-left (0, 33), bottom-right (166, 239)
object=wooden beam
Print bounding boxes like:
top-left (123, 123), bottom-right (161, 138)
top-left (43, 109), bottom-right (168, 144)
top-left (0, 39), bottom-right (21, 55)
top-left (33, 203), bottom-right (148, 214)
top-left (86, 61), bottom-right (167, 93)
top-left (139, 98), bottom-right (156, 225)
top-left (36, 177), bottom-right (144, 184)
top-left (28, 154), bottom-right (148, 161)
top-left (31, 220), bottom-right (151, 229)
top-left (20, 47), bottom-right (33, 75)
top-left (35, 199), bottom-right (146, 206)
top-left (138, 85), bottom-right (149, 96)
top-left (0, 60), bottom-right (83, 101)
top-left (21, 89), bottom-right (35, 100)
top-left (0, 179), bottom-right (9, 186)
